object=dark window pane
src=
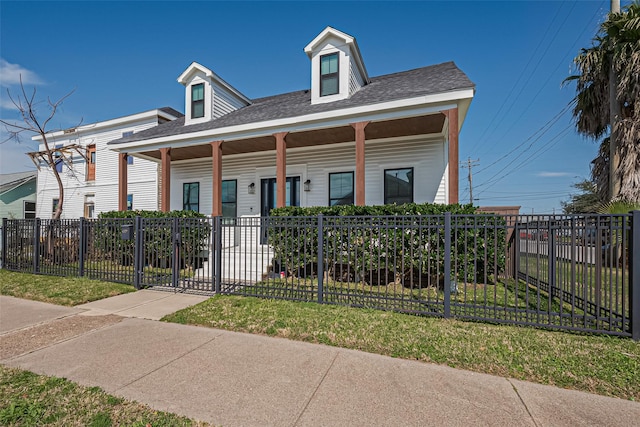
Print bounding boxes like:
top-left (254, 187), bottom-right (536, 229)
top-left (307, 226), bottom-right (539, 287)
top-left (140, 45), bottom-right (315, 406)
top-left (329, 172), bottom-right (354, 205)
top-left (321, 76), bottom-right (338, 96)
top-left (320, 53), bottom-right (339, 96)
top-left (192, 101), bottom-right (204, 118)
top-left (183, 182), bottom-right (199, 212)
top-left (192, 84), bottom-right (204, 101)
top-left (321, 53), bottom-right (338, 74)
top-left (191, 83), bottom-right (205, 118)
top-left (384, 168), bottom-right (414, 205)
top-left (221, 180), bottom-right (237, 219)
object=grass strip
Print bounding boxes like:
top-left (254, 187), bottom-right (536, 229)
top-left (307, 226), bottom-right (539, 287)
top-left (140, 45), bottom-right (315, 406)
top-left (0, 270), bottom-right (135, 306)
top-left (0, 365), bottom-right (209, 426)
top-left (163, 295), bottom-right (640, 401)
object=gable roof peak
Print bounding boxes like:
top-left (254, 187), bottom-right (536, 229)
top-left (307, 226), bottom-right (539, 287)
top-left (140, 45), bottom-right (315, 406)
top-left (177, 61), bottom-right (251, 106)
top-left (177, 61), bottom-right (215, 85)
top-left (304, 26), bottom-right (356, 58)
top-left (304, 26), bottom-right (369, 85)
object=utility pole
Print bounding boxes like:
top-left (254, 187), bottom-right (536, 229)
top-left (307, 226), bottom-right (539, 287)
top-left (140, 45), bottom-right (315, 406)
top-left (609, 0), bottom-right (621, 200)
top-left (461, 157), bottom-right (480, 204)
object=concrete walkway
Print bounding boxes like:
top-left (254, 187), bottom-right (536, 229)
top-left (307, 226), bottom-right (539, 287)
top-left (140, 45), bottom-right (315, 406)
top-left (1, 293), bottom-right (639, 426)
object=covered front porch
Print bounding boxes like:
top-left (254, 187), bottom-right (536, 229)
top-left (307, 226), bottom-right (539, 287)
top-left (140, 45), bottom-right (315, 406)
top-left (115, 109), bottom-right (461, 215)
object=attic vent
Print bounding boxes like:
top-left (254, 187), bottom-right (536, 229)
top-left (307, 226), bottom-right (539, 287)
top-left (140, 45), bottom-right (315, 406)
top-left (63, 128), bottom-right (76, 134)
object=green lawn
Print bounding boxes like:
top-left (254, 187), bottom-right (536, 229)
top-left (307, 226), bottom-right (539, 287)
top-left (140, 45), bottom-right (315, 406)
top-left (164, 294), bottom-right (640, 401)
top-left (233, 275), bottom-right (607, 331)
top-left (0, 269), bottom-right (135, 306)
top-left (0, 366), bottom-right (209, 426)
top-left (519, 252), bottom-right (630, 319)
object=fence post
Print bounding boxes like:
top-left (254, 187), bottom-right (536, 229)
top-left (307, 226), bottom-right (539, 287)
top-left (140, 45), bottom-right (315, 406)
top-left (630, 210), bottom-right (640, 340)
top-left (1, 217), bottom-right (7, 269)
top-left (33, 218), bottom-right (41, 274)
top-left (214, 216), bottom-right (222, 294)
top-left (317, 214), bottom-right (324, 304)
top-left (513, 219), bottom-right (520, 281)
top-left (172, 217), bottom-right (180, 289)
top-left (78, 218), bottom-right (85, 277)
top-left (444, 212), bottom-right (451, 318)
top-left (133, 216), bottom-right (142, 289)
top-left (549, 220), bottom-right (557, 295)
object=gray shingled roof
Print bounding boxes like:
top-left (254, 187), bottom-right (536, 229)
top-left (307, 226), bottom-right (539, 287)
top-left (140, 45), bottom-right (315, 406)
top-left (109, 61), bottom-right (474, 145)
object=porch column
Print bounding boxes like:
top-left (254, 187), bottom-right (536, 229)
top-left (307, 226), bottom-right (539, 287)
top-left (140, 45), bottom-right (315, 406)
top-left (446, 108), bottom-right (459, 204)
top-left (211, 140), bottom-right (223, 216)
top-left (118, 153), bottom-right (128, 211)
top-left (274, 132), bottom-right (288, 208)
top-left (351, 121), bottom-right (369, 206)
top-left (160, 147), bottom-right (171, 212)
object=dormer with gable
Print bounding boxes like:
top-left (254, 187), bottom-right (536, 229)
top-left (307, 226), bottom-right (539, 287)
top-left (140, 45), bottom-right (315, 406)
top-left (177, 62), bottom-right (251, 126)
top-left (304, 26), bottom-right (369, 105)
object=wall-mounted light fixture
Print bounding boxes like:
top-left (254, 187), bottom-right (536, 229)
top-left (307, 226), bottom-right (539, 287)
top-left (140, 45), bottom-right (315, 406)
top-left (248, 182), bottom-right (255, 194)
top-left (304, 179), bottom-right (311, 192)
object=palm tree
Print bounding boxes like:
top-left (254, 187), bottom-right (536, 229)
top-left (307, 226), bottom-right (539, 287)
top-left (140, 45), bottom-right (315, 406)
top-left (566, 2), bottom-right (640, 203)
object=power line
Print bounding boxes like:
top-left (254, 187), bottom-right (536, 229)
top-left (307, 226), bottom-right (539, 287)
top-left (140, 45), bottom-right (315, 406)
top-left (468, 1), bottom-right (606, 165)
top-left (487, 2), bottom-right (606, 149)
top-left (467, 1), bottom-right (569, 155)
top-left (476, 124), bottom-right (574, 193)
top-left (460, 157), bottom-right (480, 204)
top-left (474, 103), bottom-right (573, 175)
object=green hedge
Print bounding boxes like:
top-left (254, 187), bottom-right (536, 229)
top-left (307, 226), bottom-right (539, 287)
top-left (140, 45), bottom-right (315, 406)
top-left (94, 210), bottom-right (211, 268)
top-left (267, 204), bottom-right (507, 286)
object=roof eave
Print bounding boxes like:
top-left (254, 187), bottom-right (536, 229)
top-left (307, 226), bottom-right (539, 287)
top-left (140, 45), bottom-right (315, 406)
top-left (32, 108), bottom-right (182, 142)
top-left (111, 88), bottom-right (475, 152)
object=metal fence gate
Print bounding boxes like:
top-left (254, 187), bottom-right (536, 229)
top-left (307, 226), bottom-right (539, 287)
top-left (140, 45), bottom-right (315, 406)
top-left (2, 212), bottom-right (639, 339)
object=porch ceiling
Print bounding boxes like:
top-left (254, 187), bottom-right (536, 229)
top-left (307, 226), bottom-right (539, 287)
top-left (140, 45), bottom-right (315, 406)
top-left (137, 113), bottom-right (445, 161)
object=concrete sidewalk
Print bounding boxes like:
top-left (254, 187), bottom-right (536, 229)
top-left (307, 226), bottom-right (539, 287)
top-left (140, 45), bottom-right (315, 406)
top-left (1, 293), bottom-right (639, 426)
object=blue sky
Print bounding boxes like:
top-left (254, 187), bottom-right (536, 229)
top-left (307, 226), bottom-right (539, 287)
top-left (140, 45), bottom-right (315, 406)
top-left (0, 0), bottom-right (628, 213)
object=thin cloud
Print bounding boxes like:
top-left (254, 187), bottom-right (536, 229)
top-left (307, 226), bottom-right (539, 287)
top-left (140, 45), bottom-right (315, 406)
top-left (536, 171), bottom-right (572, 178)
top-left (0, 58), bottom-right (43, 86)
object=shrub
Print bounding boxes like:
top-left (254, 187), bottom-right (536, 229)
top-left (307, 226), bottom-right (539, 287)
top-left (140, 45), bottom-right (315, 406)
top-left (95, 210), bottom-right (211, 269)
top-left (267, 204), bottom-right (507, 286)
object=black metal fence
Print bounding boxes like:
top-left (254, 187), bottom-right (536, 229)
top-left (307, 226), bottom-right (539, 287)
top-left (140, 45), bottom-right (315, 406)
top-left (2, 212), bottom-right (639, 339)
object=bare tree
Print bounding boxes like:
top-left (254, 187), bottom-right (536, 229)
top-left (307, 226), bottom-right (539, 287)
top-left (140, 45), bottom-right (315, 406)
top-left (0, 76), bottom-right (80, 219)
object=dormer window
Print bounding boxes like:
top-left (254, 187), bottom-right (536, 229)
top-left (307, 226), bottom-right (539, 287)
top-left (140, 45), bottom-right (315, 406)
top-left (178, 62), bottom-right (251, 126)
top-left (305, 27), bottom-right (369, 105)
top-left (320, 53), bottom-right (339, 96)
top-left (191, 83), bottom-right (204, 118)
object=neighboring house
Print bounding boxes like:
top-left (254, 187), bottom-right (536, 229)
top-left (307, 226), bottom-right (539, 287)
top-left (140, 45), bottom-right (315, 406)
top-left (32, 108), bottom-right (183, 219)
top-left (108, 26), bottom-right (475, 219)
top-left (0, 171), bottom-right (37, 219)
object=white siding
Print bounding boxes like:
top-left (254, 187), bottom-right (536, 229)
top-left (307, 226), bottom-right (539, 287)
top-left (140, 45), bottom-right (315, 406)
top-left (169, 136), bottom-right (447, 216)
top-left (349, 54), bottom-right (365, 96)
top-left (35, 117), bottom-right (162, 219)
top-left (213, 81), bottom-right (249, 119)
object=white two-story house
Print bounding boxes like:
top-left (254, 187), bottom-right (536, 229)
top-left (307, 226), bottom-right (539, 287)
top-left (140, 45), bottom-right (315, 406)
top-left (32, 107), bottom-right (182, 219)
top-left (108, 27), bottom-right (475, 219)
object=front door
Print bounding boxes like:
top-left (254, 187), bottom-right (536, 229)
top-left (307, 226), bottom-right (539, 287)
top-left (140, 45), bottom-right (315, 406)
top-left (260, 177), bottom-right (300, 216)
top-left (260, 177), bottom-right (300, 243)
